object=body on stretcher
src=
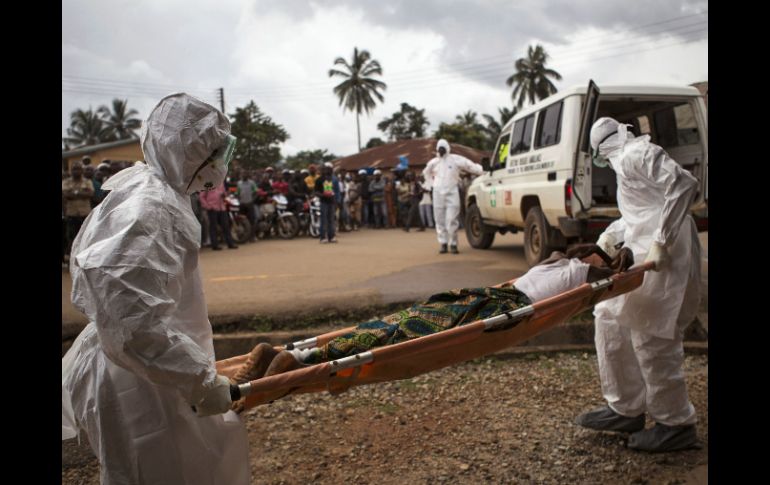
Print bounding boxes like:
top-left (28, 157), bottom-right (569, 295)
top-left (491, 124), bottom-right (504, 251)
top-left (216, 263), bottom-right (653, 411)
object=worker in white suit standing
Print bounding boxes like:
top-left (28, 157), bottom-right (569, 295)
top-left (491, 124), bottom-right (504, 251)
top-left (422, 139), bottom-right (483, 254)
top-left (575, 117), bottom-right (702, 453)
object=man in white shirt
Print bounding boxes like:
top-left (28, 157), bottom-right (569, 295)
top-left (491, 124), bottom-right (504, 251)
top-left (422, 139), bottom-right (483, 254)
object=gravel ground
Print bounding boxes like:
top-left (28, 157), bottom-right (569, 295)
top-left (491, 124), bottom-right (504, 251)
top-left (62, 351), bottom-right (707, 484)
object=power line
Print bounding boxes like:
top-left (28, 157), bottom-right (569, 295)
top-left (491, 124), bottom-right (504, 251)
top-left (61, 11), bottom-right (707, 98)
top-left (205, 29), bottom-right (707, 103)
top-left (218, 31), bottom-right (707, 104)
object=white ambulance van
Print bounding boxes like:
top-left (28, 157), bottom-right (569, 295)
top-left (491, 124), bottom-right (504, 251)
top-left (465, 80), bottom-right (708, 266)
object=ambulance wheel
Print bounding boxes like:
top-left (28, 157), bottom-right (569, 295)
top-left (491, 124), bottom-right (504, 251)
top-left (466, 204), bottom-right (495, 249)
top-left (524, 206), bottom-right (557, 267)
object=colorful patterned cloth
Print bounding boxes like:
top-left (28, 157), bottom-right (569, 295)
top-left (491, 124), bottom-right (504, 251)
top-left (305, 285), bottom-right (531, 364)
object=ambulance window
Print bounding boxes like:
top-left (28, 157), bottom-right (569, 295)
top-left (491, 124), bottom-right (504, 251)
top-left (637, 115), bottom-right (651, 135)
top-left (674, 104), bottom-right (700, 145)
top-left (493, 131), bottom-right (511, 169)
top-left (511, 114), bottom-right (535, 155)
top-left (535, 101), bottom-right (563, 149)
top-left (653, 103), bottom-right (700, 147)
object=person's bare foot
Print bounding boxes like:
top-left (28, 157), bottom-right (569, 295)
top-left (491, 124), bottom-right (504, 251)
top-left (230, 343), bottom-right (281, 413)
top-left (264, 350), bottom-right (304, 377)
top-left (238, 351), bottom-right (306, 406)
top-left (232, 343), bottom-right (280, 384)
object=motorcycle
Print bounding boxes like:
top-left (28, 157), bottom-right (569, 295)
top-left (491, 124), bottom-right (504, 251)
top-left (307, 196), bottom-right (353, 237)
top-left (224, 194), bottom-right (253, 244)
top-left (293, 196), bottom-right (317, 238)
top-left (255, 192), bottom-right (300, 239)
top-left (308, 196), bottom-right (321, 238)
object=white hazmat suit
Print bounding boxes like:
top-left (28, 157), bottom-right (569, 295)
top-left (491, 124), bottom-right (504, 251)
top-left (422, 139), bottom-right (483, 249)
top-left (586, 117), bottom-right (702, 447)
top-left (61, 93), bottom-right (251, 484)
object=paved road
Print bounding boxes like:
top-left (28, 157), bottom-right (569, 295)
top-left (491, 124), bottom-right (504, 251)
top-left (62, 228), bottom-right (708, 336)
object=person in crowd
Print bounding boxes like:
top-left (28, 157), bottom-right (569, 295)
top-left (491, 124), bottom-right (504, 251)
top-left (368, 170), bottom-right (387, 229)
top-left (62, 161), bottom-right (94, 258)
top-left (236, 169), bottom-right (259, 242)
top-left (418, 175), bottom-right (434, 228)
top-left (200, 181), bottom-right (238, 250)
top-left (305, 164), bottom-right (320, 192)
top-left (314, 163), bottom-right (338, 243)
top-left (384, 175), bottom-right (397, 228)
top-left (346, 172), bottom-right (362, 231)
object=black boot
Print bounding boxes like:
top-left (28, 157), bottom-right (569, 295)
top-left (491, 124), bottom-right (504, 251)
top-left (628, 423), bottom-right (700, 452)
top-left (450, 245), bottom-right (459, 254)
top-left (439, 244), bottom-right (448, 254)
top-left (575, 406), bottom-right (645, 433)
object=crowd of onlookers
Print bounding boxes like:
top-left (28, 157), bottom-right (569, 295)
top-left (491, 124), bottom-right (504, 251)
top-left (62, 157), bottom-right (136, 265)
top-left (213, 161), bottom-right (448, 244)
top-left (63, 156), bottom-right (475, 265)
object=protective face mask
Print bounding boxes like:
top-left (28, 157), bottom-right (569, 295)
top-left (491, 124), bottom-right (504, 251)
top-left (591, 127), bottom-right (626, 168)
top-left (186, 135), bottom-right (237, 194)
top-left (592, 148), bottom-right (610, 168)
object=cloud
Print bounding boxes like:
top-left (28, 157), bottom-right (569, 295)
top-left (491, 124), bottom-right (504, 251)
top-left (63, 0), bottom-right (707, 157)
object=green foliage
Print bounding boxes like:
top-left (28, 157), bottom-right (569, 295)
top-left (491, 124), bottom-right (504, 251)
top-left (329, 47), bottom-right (387, 150)
top-left (63, 99), bottom-right (143, 148)
top-left (97, 99), bottom-right (141, 140)
top-left (377, 102), bottom-right (430, 141)
top-left (284, 149), bottom-right (338, 170)
top-left (506, 44), bottom-right (562, 109)
top-left (432, 110), bottom-right (488, 150)
top-left (365, 137), bottom-right (386, 149)
top-left (229, 101), bottom-right (289, 169)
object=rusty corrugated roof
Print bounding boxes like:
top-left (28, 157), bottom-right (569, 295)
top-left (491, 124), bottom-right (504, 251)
top-left (333, 138), bottom-right (491, 171)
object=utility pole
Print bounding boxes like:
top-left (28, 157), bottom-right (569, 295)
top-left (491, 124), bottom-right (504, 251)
top-left (217, 87), bottom-right (225, 113)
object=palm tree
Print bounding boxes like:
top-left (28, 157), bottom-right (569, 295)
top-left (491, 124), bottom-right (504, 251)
top-left (455, 110), bottom-right (485, 132)
top-left (329, 47), bottom-right (387, 151)
top-left (506, 44), bottom-right (562, 109)
top-left (98, 99), bottom-right (142, 140)
top-left (482, 106), bottom-right (517, 139)
top-left (63, 108), bottom-right (108, 147)
top-left (480, 106), bottom-right (517, 150)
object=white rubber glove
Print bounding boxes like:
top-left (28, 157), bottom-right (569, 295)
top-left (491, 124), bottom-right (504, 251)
top-left (193, 375), bottom-right (232, 417)
top-left (596, 232), bottom-right (619, 259)
top-left (644, 241), bottom-right (669, 272)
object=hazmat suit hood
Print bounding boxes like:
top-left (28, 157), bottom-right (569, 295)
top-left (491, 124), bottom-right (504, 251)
top-left (141, 93), bottom-right (231, 194)
top-left (590, 117), bottom-right (638, 173)
top-left (436, 138), bottom-right (451, 156)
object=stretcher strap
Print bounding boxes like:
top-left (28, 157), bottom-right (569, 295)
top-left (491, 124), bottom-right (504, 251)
top-left (326, 366), bottom-right (362, 396)
top-left (587, 277), bottom-right (614, 306)
top-left (325, 351), bottom-right (374, 395)
top-left (483, 305), bottom-right (535, 332)
top-left (285, 337), bottom-right (317, 351)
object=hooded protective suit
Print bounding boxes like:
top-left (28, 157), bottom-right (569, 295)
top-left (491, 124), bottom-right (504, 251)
top-left (589, 117), bottom-right (701, 426)
top-left (61, 93), bottom-right (250, 485)
top-left (422, 139), bottom-right (483, 246)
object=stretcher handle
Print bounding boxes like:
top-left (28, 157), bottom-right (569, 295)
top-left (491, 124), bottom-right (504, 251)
top-left (190, 384), bottom-right (245, 414)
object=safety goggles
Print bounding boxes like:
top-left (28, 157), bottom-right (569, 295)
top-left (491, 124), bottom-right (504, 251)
top-left (186, 135), bottom-right (238, 192)
top-left (209, 134), bottom-right (237, 170)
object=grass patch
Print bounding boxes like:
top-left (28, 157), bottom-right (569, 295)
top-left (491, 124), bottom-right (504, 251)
top-left (375, 402), bottom-right (401, 414)
top-left (214, 301), bottom-right (415, 334)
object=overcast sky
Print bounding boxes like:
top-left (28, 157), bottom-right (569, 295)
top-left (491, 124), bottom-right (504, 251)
top-left (62, 0), bottom-right (708, 157)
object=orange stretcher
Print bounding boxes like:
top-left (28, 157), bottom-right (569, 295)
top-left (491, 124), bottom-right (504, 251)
top-left (216, 263), bottom-right (653, 411)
